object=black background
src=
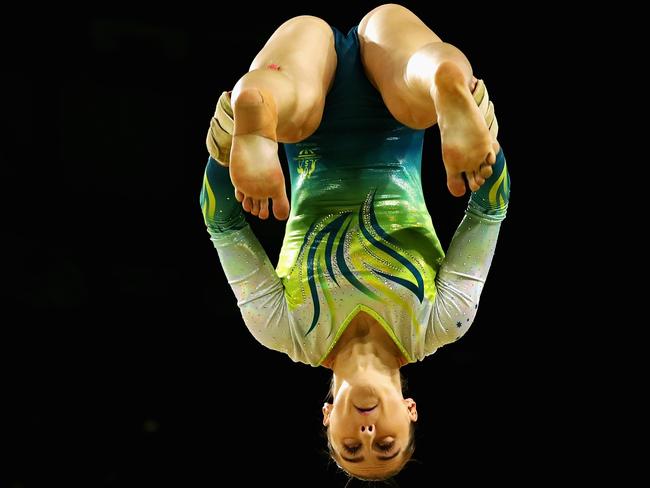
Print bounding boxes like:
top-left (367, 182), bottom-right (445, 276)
top-left (3, 2), bottom-right (576, 487)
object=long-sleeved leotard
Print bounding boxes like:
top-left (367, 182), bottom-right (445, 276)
top-left (200, 26), bottom-right (510, 366)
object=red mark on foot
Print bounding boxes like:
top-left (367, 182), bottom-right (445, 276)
top-left (267, 63), bottom-right (280, 71)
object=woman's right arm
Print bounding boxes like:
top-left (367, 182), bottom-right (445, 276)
top-left (200, 157), bottom-right (293, 355)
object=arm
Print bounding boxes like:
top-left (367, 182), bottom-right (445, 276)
top-left (200, 157), bottom-right (292, 355)
top-left (426, 148), bottom-right (510, 350)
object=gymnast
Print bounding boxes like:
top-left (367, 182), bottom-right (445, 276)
top-left (200, 4), bottom-right (510, 480)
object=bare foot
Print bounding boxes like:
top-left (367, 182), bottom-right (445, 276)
top-left (229, 88), bottom-right (290, 220)
top-left (432, 62), bottom-right (498, 197)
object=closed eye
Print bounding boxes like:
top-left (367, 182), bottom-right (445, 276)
top-left (375, 441), bottom-right (395, 452)
top-left (343, 444), bottom-right (361, 455)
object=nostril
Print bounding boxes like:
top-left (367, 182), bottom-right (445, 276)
top-left (361, 426), bottom-right (365, 432)
top-left (368, 425), bottom-right (373, 432)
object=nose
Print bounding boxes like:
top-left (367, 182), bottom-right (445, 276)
top-left (360, 424), bottom-right (375, 436)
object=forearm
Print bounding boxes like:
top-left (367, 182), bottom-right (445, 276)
top-left (429, 148), bottom-right (510, 346)
top-left (199, 156), bottom-right (291, 353)
top-left (210, 223), bottom-right (291, 355)
top-left (199, 156), bottom-right (247, 244)
top-left (199, 156), bottom-right (277, 299)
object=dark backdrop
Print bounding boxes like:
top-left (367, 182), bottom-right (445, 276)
top-left (3, 3), bottom-right (569, 487)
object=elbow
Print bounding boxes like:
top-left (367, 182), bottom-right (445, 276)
top-left (430, 297), bottom-right (479, 346)
top-left (239, 288), bottom-right (292, 354)
top-left (448, 316), bottom-right (473, 342)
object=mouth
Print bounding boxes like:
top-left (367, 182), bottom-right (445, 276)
top-left (355, 405), bottom-right (377, 414)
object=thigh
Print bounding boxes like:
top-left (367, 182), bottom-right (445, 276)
top-left (358, 5), bottom-right (442, 128)
top-left (251, 16), bottom-right (337, 102)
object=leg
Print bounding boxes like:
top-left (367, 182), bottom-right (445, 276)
top-left (358, 4), bottom-right (498, 197)
top-left (229, 16), bottom-right (337, 220)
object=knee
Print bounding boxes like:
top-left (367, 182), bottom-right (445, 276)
top-left (359, 3), bottom-right (414, 36)
top-left (363, 3), bottom-right (412, 18)
top-left (279, 15), bottom-right (331, 36)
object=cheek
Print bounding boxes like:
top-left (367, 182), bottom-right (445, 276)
top-left (329, 414), bottom-right (345, 433)
top-left (329, 413), bottom-right (355, 437)
top-left (380, 411), bottom-right (410, 434)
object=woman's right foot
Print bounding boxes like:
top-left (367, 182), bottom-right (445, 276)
top-left (229, 88), bottom-right (290, 220)
top-left (432, 62), bottom-right (497, 197)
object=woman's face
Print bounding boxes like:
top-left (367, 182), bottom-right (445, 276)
top-left (323, 382), bottom-right (417, 477)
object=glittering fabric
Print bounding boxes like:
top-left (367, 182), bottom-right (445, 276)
top-left (200, 26), bottom-right (509, 366)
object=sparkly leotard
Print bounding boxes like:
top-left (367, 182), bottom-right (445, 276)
top-left (200, 26), bottom-right (510, 366)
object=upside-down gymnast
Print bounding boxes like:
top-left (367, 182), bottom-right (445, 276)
top-left (199, 4), bottom-right (510, 481)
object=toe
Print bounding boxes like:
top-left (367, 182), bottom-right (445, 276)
top-left (259, 199), bottom-right (269, 220)
top-left (467, 172), bottom-right (481, 192)
top-left (486, 150), bottom-right (496, 165)
top-left (447, 173), bottom-right (466, 197)
top-left (235, 189), bottom-right (244, 202)
top-left (479, 163), bottom-right (493, 179)
top-left (271, 185), bottom-right (290, 220)
top-left (486, 142), bottom-right (500, 165)
top-left (251, 199), bottom-right (260, 216)
top-left (243, 196), bottom-right (253, 212)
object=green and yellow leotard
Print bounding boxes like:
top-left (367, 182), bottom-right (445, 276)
top-left (200, 26), bottom-right (510, 366)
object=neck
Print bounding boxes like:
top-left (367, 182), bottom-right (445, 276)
top-left (329, 315), bottom-right (403, 395)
